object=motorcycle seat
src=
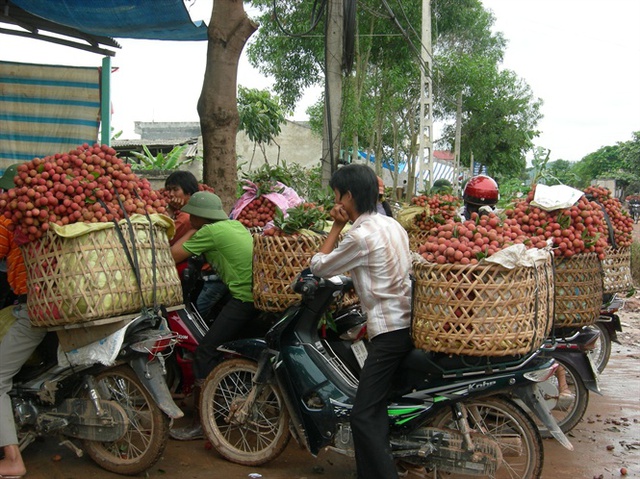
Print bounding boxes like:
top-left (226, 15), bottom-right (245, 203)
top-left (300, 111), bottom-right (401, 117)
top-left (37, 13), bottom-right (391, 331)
top-left (402, 348), bottom-right (527, 376)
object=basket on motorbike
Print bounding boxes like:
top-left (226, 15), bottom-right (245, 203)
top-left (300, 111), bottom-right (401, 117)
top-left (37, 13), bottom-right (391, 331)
top-left (407, 230), bottom-right (432, 253)
top-left (397, 204), bottom-right (432, 252)
top-left (411, 254), bottom-right (553, 357)
top-left (601, 246), bottom-right (633, 294)
top-left (252, 232), bottom-right (358, 312)
top-left (21, 214), bottom-right (183, 328)
top-left (553, 253), bottom-right (603, 328)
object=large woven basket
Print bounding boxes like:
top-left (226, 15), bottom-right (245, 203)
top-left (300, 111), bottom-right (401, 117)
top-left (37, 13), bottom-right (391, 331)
top-left (408, 230), bottom-right (431, 252)
top-left (21, 220), bottom-right (183, 327)
top-left (553, 253), bottom-right (603, 328)
top-left (601, 246), bottom-right (633, 294)
top-left (411, 255), bottom-right (553, 357)
top-left (252, 233), bottom-right (358, 312)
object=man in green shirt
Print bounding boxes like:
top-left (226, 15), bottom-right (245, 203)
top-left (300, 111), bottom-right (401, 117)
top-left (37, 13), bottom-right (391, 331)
top-left (170, 191), bottom-right (258, 440)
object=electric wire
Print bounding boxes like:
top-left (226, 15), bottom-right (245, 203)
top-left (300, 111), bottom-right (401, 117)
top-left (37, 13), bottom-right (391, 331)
top-left (271, 0), bottom-right (327, 37)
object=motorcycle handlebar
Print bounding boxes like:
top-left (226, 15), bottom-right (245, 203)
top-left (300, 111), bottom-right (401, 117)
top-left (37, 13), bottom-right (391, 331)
top-left (291, 269), bottom-right (353, 298)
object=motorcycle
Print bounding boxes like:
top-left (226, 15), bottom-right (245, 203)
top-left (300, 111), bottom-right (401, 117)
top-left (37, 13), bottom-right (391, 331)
top-left (589, 293), bottom-right (624, 373)
top-left (164, 255), bottom-right (356, 397)
top-left (10, 309), bottom-right (183, 476)
top-left (532, 326), bottom-right (601, 434)
top-left (199, 270), bottom-right (571, 478)
top-left (629, 202), bottom-right (640, 223)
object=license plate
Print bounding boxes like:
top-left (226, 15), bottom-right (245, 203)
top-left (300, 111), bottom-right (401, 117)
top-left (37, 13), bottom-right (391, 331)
top-left (351, 340), bottom-right (368, 369)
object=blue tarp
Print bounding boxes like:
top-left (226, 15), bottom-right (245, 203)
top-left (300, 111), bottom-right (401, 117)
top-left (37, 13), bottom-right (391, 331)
top-left (11, 0), bottom-right (209, 41)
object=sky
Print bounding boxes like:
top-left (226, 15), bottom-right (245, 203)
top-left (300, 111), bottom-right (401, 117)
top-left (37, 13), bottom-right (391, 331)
top-left (1, 0), bottom-right (639, 164)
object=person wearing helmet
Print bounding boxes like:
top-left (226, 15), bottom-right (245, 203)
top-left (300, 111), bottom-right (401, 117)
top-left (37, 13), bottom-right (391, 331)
top-left (169, 191), bottom-right (257, 440)
top-left (461, 175), bottom-right (500, 220)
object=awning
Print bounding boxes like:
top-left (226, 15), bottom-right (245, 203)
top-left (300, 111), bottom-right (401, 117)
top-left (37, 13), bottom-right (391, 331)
top-left (1, 0), bottom-right (209, 56)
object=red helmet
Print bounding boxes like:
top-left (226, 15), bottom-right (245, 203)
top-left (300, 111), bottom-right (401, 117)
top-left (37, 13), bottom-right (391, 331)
top-left (463, 175), bottom-right (499, 206)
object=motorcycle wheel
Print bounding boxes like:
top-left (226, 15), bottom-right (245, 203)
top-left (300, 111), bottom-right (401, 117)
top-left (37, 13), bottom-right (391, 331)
top-left (589, 322), bottom-right (612, 373)
top-left (82, 365), bottom-right (170, 475)
top-left (546, 359), bottom-right (589, 433)
top-left (429, 396), bottom-right (543, 479)
top-left (200, 358), bottom-right (290, 466)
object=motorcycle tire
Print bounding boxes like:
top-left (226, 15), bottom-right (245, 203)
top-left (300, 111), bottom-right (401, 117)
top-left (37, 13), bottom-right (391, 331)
top-left (546, 358), bottom-right (589, 434)
top-left (589, 322), bottom-right (612, 373)
top-left (82, 365), bottom-right (170, 475)
top-left (429, 396), bottom-right (543, 479)
top-left (200, 358), bottom-right (291, 466)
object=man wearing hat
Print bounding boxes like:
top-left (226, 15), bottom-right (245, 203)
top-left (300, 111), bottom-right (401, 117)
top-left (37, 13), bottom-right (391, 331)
top-left (0, 164), bottom-right (46, 478)
top-left (169, 191), bottom-right (257, 440)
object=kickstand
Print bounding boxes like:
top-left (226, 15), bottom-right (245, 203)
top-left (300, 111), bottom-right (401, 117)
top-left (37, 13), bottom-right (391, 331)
top-left (18, 432), bottom-right (36, 452)
top-left (59, 439), bottom-right (84, 457)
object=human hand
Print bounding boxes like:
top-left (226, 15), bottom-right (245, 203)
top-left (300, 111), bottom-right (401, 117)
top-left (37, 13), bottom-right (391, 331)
top-left (330, 204), bottom-right (349, 226)
top-left (169, 193), bottom-right (186, 210)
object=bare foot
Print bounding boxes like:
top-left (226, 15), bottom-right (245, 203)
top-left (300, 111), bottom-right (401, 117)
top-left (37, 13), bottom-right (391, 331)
top-left (0, 445), bottom-right (27, 478)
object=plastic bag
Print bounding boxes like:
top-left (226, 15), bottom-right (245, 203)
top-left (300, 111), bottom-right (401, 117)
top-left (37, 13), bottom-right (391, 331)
top-left (485, 240), bottom-right (553, 269)
top-left (57, 323), bottom-right (128, 367)
top-left (230, 180), bottom-right (303, 219)
top-left (530, 184), bottom-right (584, 211)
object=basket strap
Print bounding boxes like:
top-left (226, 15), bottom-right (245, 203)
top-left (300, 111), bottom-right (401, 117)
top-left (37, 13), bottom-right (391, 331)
top-left (134, 189), bottom-right (158, 310)
top-left (98, 198), bottom-right (146, 308)
top-left (117, 196), bottom-right (147, 309)
top-left (593, 199), bottom-right (617, 249)
top-left (549, 255), bottom-right (557, 341)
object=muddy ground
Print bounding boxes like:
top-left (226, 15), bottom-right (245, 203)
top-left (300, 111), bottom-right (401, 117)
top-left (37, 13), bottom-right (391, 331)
top-left (17, 302), bottom-right (640, 479)
top-left (15, 224), bottom-right (640, 479)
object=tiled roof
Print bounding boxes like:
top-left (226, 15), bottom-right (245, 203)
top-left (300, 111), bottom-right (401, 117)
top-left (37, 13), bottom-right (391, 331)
top-left (434, 150), bottom-right (454, 161)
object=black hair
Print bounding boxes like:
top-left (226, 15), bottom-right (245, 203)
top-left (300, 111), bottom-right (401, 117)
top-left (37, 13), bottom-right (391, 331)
top-left (329, 164), bottom-right (377, 214)
top-left (165, 170), bottom-right (199, 195)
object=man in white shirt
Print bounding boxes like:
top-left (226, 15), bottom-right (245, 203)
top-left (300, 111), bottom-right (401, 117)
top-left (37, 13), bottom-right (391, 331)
top-left (310, 164), bottom-right (413, 479)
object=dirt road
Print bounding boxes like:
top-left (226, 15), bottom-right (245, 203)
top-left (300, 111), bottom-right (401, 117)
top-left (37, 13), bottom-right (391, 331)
top-left (15, 300), bottom-right (640, 479)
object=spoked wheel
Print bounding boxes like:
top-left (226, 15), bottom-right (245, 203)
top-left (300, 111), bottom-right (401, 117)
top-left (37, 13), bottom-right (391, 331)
top-left (82, 365), bottom-right (170, 475)
top-left (589, 322), bottom-right (612, 373)
top-left (541, 359), bottom-right (589, 433)
top-left (200, 358), bottom-right (290, 466)
top-left (429, 396), bottom-right (543, 479)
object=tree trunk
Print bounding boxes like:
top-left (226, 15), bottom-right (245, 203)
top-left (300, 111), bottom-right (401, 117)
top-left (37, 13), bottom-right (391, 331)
top-left (198, 0), bottom-right (258, 212)
top-left (322, 0), bottom-right (344, 187)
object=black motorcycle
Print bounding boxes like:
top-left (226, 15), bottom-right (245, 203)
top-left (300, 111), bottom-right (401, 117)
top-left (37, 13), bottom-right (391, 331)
top-left (590, 294), bottom-right (625, 373)
top-left (629, 202), bottom-right (640, 223)
top-left (532, 326), bottom-right (601, 435)
top-left (10, 310), bottom-right (183, 476)
top-left (199, 271), bottom-right (571, 478)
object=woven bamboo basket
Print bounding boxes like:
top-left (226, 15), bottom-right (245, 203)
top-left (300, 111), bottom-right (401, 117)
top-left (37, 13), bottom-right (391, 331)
top-left (408, 230), bottom-right (431, 252)
top-left (252, 233), bottom-right (358, 312)
top-left (553, 253), bottom-right (603, 328)
top-left (411, 255), bottom-right (553, 357)
top-left (21, 221), bottom-right (183, 327)
top-left (601, 246), bottom-right (633, 294)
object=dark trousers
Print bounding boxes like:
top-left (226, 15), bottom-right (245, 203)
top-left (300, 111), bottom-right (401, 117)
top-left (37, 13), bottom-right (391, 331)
top-left (194, 297), bottom-right (259, 380)
top-left (0, 272), bottom-right (16, 308)
top-left (351, 328), bottom-right (413, 479)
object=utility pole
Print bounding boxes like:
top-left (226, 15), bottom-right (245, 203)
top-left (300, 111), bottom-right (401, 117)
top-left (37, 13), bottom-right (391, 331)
top-left (322, 0), bottom-right (343, 187)
top-left (416, 0), bottom-right (433, 194)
